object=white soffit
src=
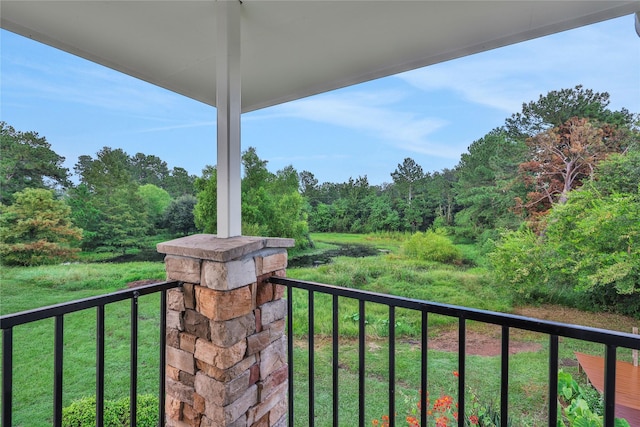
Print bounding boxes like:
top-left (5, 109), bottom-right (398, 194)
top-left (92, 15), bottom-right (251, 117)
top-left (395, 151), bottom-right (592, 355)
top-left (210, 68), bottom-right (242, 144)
top-left (2, 1), bottom-right (639, 113)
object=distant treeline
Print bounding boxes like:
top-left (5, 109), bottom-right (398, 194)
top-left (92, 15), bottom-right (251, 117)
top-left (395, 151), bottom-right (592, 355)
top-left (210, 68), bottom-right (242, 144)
top-left (1, 85), bottom-right (638, 315)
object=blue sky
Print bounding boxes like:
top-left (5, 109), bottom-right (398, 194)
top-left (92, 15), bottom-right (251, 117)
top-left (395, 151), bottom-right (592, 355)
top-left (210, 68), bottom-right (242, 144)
top-left (2, 14), bottom-right (639, 186)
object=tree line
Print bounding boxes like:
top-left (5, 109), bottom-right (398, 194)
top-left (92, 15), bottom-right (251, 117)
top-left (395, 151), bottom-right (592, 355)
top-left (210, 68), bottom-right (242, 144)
top-left (1, 85), bottom-right (638, 314)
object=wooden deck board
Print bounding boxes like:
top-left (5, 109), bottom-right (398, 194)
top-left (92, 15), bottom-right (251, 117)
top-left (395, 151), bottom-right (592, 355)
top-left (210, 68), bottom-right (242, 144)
top-left (575, 352), bottom-right (640, 426)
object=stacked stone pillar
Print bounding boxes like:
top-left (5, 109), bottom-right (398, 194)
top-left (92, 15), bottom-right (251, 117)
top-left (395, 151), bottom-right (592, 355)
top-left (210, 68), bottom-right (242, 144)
top-left (157, 235), bottom-right (294, 427)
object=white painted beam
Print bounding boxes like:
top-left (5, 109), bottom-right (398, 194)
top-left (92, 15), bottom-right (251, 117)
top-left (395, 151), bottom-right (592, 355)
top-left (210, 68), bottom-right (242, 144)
top-left (216, 0), bottom-right (242, 238)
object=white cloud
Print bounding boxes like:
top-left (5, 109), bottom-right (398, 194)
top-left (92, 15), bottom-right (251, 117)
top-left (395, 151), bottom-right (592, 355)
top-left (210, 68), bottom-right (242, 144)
top-left (397, 16), bottom-right (640, 115)
top-left (268, 89), bottom-right (453, 157)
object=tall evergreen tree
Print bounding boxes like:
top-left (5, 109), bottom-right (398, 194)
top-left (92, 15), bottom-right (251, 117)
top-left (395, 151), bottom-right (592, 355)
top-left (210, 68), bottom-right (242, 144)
top-left (0, 122), bottom-right (70, 205)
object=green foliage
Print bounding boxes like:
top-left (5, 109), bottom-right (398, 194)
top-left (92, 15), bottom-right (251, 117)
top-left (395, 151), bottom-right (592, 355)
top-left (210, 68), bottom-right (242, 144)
top-left (62, 394), bottom-right (159, 427)
top-left (557, 370), bottom-right (630, 427)
top-left (241, 149), bottom-right (311, 247)
top-left (98, 188), bottom-right (148, 254)
top-left (488, 228), bottom-right (550, 302)
top-left (70, 147), bottom-right (150, 253)
top-left (402, 230), bottom-right (462, 264)
top-left (162, 194), bottom-right (198, 235)
top-left (0, 188), bottom-right (82, 265)
top-left (593, 146), bottom-right (640, 195)
top-left (0, 122), bottom-right (71, 205)
top-left (194, 165), bottom-right (217, 233)
top-left (164, 166), bottom-right (197, 198)
top-left (504, 85), bottom-right (634, 139)
top-left (67, 184), bottom-right (102, 246)
top-left (137, 183), bottom-right (171, 227)
top-left (75, 147), bottom-right (134, 193)
top-left (454, 129), bottom-right (527, 240)
top-left (194, 148), bottom-right (311, 248)
top-left (490, 147), bottom-right (640, 315)
top-left (129, 152), bottom-right (169, 187)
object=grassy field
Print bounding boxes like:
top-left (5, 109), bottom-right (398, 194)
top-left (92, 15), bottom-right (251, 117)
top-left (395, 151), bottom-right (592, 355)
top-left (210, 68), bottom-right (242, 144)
top-left (1, 233), bottom-right (637, 426)
top-left (1, 262), bottom-right (167, 426)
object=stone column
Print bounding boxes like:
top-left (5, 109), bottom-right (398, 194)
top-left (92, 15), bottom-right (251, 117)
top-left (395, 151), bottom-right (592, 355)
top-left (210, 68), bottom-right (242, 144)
top-left (157, 235), bottom-right (294, 427)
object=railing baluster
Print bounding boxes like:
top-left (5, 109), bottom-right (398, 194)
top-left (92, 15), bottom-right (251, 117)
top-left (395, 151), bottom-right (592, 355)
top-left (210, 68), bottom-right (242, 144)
top-left (2, 328), bottom-right (13, 427)
top-left (500, 326), bottom-right (509, 427)
top-left (308, 290), bottom-right (315, 427)
top-left (130, 292), bottom-right (139, 427)
top-left (287, 286), bottom-right (294, 426)
top-left (332, 294), bottom-right (339, 427)
top-left (458, 317), bottom-right (465, 427)
top-left (548, 335), bottom-right (559, 427)
top-left (0, 281), bottom-right (180, 427)
top-left (359, 299), bottom-right (366, 427)
top-left (159, 289), bottom-right (167, 427)
top-left (420, 310), bottom-right (428, 427)
top-left (54, 315), bottom-right (64, 427)
top-left (96, 305), bottom-right (105, 427)
top-left (603, 345), bottom-right (617, 427)
top-left (389, 306), bottom-right (395, 427)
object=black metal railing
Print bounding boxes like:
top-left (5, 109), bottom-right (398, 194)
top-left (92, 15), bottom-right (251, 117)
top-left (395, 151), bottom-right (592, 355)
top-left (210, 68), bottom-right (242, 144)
top-left (269, 276), bottom-right (640, 427)
top-left (0, 280), bottom-right (181, 427)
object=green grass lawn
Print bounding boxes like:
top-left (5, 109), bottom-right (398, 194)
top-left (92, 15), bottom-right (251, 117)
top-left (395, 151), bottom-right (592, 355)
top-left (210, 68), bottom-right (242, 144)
top-left (1, 234), bottom-right (636, 426)
top-left (1, 262), bottom-right (167, 426)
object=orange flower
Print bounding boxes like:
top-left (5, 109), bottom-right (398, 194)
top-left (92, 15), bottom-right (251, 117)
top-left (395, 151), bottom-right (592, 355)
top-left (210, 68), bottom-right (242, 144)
top-left (453, 370), bottom-right (459, 377)
top-left (469, 415), bottom-right (480, 425)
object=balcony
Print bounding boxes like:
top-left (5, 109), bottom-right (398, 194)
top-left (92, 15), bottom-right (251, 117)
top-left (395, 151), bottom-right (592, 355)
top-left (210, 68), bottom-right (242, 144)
top-left (2, 235), bottom-right (639, 427)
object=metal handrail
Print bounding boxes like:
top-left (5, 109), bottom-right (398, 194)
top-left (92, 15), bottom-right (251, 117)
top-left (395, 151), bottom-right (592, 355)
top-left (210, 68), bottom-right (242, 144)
top-left (269, 276), bottom-right (640, 427)
top-left (1, 280), bottom-right (182, 427)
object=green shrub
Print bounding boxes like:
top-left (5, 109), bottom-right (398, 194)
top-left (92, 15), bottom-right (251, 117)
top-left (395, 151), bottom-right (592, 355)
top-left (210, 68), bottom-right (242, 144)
top-left (403, 230), bottom-right (462, 264)
top-left (557, 370), bottom-right (630, 427)
top-left (62, 395), bottom-right (159, 427)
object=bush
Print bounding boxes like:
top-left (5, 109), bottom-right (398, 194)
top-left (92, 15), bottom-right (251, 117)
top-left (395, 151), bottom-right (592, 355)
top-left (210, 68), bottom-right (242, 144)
top-left (403, 230), bottom-right (462, 264)
top-left (62, 395), bottom-right (158, 427)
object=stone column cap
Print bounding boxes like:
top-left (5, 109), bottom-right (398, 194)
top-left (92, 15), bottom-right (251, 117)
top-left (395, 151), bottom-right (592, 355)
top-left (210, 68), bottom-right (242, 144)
top-left (157, 234), bottom-right (295, 262)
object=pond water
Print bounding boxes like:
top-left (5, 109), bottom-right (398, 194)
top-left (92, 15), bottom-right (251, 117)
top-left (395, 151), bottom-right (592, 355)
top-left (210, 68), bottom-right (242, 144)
top-left (288, 244), bottom-right (380, 268)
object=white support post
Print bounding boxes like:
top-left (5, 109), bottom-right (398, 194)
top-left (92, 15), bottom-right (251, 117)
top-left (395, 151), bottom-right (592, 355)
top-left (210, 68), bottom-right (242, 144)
top-left (216, 0), bottom-right (242, 238)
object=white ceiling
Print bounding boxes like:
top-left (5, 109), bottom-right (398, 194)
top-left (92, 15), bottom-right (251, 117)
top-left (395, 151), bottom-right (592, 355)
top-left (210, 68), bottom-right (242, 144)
top-left (2, 1), bottom-right (639, 113)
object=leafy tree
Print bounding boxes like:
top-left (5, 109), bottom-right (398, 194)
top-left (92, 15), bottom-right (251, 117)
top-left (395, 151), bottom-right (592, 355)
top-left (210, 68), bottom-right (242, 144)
top-left (164, 167), bottom-right (197, 198)
top-left (518, 117), bottom-right (628, 220)
top-left (241, 149), bottom-right (310, 246)
top-left (299, 170), bottom-right (320, 206)
top-left (97, 187), bottom-right (148, 254)
top-left (137, 184), bottom-right (172, 228)
top-left (454, 129), bottom-right (527, 240)
top-left (504, 85), bottom-right (634, 139)
top-left (242, 147), bottom-right (271, 192)
top-left (66, 184), bottom-right (103, 249)
top-left (544, 185), bottom-right (639, 315)
top-left (592, 145), bottom-right (640, 194)
top-left (194, 165), bottom-right (217, 234)
top-left (426, 169), bottom-right (457, 227)
top-left (194, 148), bottom-right (310, 247)
top-left (391, 157), bottom-right (424, 206)
top-left (163, 195), bottom-right (198, 235)
top-left (489, 228), bottom-right (550, 302)
top-left (0, 122), bottom-right (70, 205)
top-left (0, 188), bottom-right (81, 265)
top-left (491, 148), bottom-right (640, 315)
top-left (365, 194), bottom-right (400, 232)
top-left (71, 147), bottom-right (148, 252)
top-left (75, 147), bottom-right (133, 194)
top-left (130, 153), bottom-right (169, 187)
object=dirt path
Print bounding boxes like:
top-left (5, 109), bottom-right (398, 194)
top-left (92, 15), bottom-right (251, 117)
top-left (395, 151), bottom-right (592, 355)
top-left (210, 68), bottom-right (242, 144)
top-left (424, 304), bottom-right (638, 356)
